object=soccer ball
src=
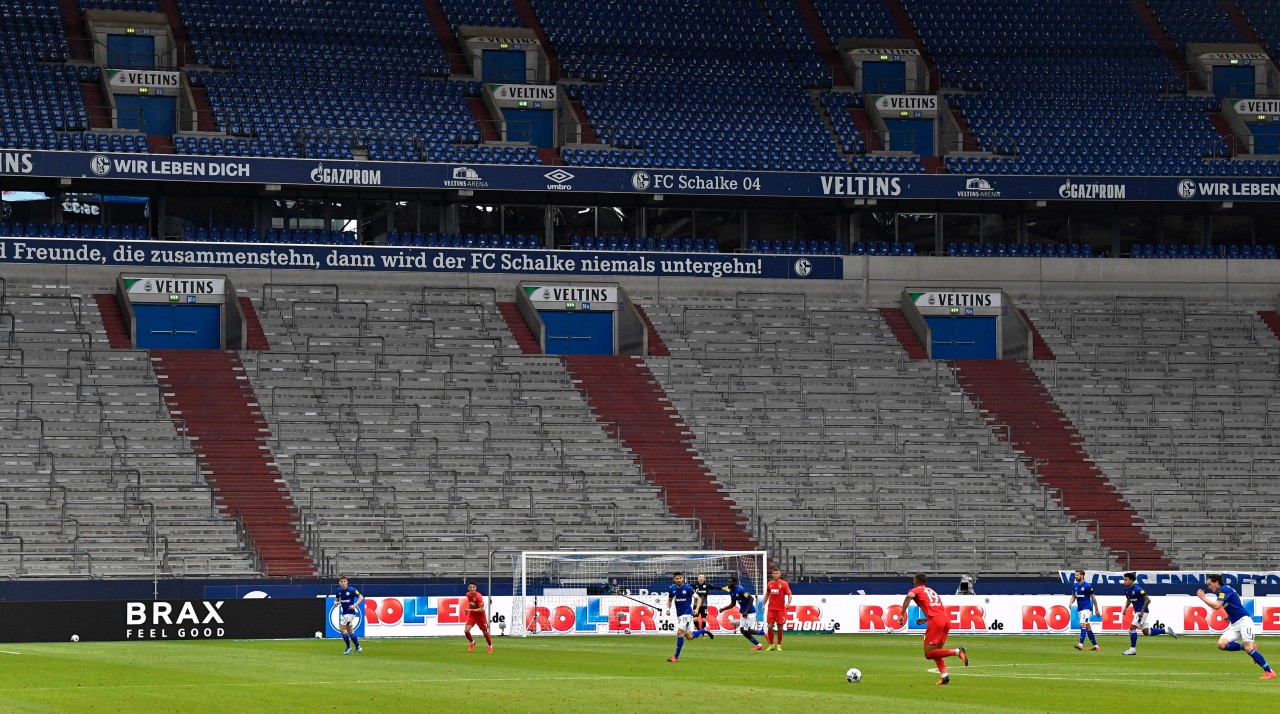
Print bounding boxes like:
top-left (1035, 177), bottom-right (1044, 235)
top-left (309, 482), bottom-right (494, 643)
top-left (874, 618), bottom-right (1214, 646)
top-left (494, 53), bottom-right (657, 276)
top-left (845, 668), bottom-right (862, 683)
top-left (71, 635), bottom-right (79, 643)
top-left (623, 628), bottom-right (631, 635)
top-left (314, 631), bottom-right (323, 639)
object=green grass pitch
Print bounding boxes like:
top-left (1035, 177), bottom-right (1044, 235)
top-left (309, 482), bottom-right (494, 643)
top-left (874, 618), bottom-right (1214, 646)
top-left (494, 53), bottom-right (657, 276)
top-left (1, 634), bottom-right (1277, 712)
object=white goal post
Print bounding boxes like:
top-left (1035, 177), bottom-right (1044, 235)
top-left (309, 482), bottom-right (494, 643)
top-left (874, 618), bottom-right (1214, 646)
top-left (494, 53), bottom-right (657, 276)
top-left (511, 550), bottom-right (767, 636)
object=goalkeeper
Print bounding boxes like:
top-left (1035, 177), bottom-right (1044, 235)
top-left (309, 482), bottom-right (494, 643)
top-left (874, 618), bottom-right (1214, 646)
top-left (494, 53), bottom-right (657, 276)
top-left (722, 576), bottom-right (764, 650)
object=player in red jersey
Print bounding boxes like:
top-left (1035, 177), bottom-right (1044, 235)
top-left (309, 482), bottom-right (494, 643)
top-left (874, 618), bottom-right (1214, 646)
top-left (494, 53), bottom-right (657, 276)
top-left (464, 582), bottom-right (492, 653)
top-left (901, 573), bottom-right (968, 685)
top-left (760, 566), bottom-right (792, 651)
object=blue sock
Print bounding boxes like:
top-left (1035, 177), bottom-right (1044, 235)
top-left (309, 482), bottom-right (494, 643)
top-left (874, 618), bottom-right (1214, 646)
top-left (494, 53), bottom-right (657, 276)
top-left (342, 635), bottom-right (350, 647)
top-left (1250, 649), bottom-right (1271, 671)
top-left (691, 630), bottom-right (704, 639)
top-left (1078, 628), bottom-right (1087, 644)
top-left (352, 636), bottom-right (359, 648)
top-left (744, 630), bottom-right (760, 645)
top-left (1225, 642), bottom-right (1244, 652)
top-left (674, 636), bottom-right (684, 658)
top-left (1130, 632), bottom-right (1138, 648)
top-left (1087, 630), bottom-right (1097, 646)
top-left (1149, 627), bottom-right (1165, 636)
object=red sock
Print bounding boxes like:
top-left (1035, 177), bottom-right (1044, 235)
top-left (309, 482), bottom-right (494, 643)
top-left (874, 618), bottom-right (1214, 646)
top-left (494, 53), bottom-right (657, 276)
top-left (925, 648), bottom-right (957, 659)
top-left (776, 629), bottom-right (783, 644)
top-left (766, 632), bottom-right (773, 644)
top-left (935, 659), bottom-right (948, 676)
top-left (484, 631), bottom-right (492, 645)
top-left (465, 632), bottom-right (474, 643)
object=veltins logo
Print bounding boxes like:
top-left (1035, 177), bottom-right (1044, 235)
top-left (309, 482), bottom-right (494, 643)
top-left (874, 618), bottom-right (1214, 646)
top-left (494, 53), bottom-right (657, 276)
top-left (631, 171), bottom-right (652, 191)
top-left (544, 169), bottom-right (574, 191)
top-left (90, 155), bottom-right (112, 176)
top-left (793, 258), bottom-right (813, 277)
top-left (1177, 180), bottom-right (1197, 199)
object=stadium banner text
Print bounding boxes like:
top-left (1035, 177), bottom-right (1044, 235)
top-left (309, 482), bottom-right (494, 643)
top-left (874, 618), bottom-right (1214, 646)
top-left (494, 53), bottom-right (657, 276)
top-left (3, 150), bottom-right (1280, 202)
top-left (2, 598), bottom-right (324, 643)
top-left (1060, 570), bottom-right (1280, 587)
top-left (0, 238), bottom-right (840, 279)
top-left (336, 594), bottom-right (1276, 637)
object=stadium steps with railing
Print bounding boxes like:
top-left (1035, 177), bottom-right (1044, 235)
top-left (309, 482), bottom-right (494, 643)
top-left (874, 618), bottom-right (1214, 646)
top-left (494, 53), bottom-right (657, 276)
top-left (512, 0), bottom-right (561, 81)
top-left (878, 307), bottom-right (929, 359)
top-left (569, 99), bottom-right (600, 143)
top-left (564, 355), bottom-right (757, 551)
top-left (94, 294), bottom-right (133, 349)
top-left (793, 0), bottom-right (853, 86)
top-left (883, 0), bottom-right (940, 90)
top-left (152, 350), bottom-right (315, 577)
top-left (1222, 0), bottom-right (1264, 44)
top-left (420, 0), bottom-right (471, 75)
top-left (633, 304), bottom-right (671, 356)
top-left (57, 0), bottom-right (92, 61)
top-left (1019, 308), bottom-right (1056, 360)
top-left (952, 359), bottom-right (1171, 569)
top-left (1258, 310), bottom-right (1280, 341)
top-left (497, 302), bottom-right (542, 354)
top-left (238, 296), bottom-right (271, 350)
top-left (1131, 0), bottom-right (1206, 91)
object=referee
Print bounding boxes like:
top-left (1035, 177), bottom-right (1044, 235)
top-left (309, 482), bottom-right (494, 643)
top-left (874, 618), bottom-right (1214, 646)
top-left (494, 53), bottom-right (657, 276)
top-left (692, 574), bottom-right (716, 638)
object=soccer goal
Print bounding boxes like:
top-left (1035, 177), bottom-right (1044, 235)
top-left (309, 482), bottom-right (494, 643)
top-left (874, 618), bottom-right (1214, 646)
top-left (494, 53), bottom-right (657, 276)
top-left (510, 550), bottom-right (767, 636)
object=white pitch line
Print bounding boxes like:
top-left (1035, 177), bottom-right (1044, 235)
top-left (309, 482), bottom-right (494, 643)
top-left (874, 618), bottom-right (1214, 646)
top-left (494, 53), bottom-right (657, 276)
top-left (0, 674), bottom-right (637, 694)
top-left (0, 650), bottom-right (21, 655)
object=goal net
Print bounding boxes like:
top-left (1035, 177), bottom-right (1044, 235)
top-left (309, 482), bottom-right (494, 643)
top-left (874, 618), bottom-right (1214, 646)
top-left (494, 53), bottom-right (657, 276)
top-left (510, 550), bottom-right (767, 636)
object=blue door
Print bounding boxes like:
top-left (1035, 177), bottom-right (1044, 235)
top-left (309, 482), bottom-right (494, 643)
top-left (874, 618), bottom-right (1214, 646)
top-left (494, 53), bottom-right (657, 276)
top-left (1253, 123), bottom-right (1280, 154)
top-left (541, 311), bottom-right (613, 355)
top-left (135, 305), bottom-right (221, 349)
top-left (482, 49), bottom-right (528, 83)
top-left (115, 95), bottom-right (177, 135)
top-left (1213, 65), bottom-right (1255, 98)
top-left (925, 316), bottom-right (997, 359)
top-left (862, 61), bottom-right (906, 93)
top-left (107, 34), bottom-right (155, 69)
top-left (504, 108), bottom-right (554, 147)
top-left (883, 118), bottom-right (934, 154)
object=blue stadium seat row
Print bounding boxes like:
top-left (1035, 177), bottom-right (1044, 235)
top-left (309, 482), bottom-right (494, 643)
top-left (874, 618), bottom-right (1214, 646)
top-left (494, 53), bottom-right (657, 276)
top-left (573, 235), bottom-right (718, 253)
top-left (748, 239), bottom-right (848, 255)
top-left (184, 227), bottom-right (358, 245)
top-left (388, 232), bottom-right (544, 250)
top-left (1128, 243), bottom-right (1278, 259)
top-left (851, 241), bottom-right (919, 257)
top-left (0, 223), bottom-right (150, 240)
top-left (947, 242), bottom-right (1096, 258)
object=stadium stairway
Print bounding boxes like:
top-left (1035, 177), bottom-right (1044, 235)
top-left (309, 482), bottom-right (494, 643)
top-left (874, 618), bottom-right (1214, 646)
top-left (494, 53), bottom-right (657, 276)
top-left (1131, 0), bottom-right (1205, 90)
top-left (564, 355), bottom-right (757, 551)
top-left (511, 0), bottom-right (561, 81)
top-left (878, 307), bottom-right (928, 359)
top-left (793, 0), bottom-right (853, 86)
top-left (93, 294), bottom-right (134, 349)
top-left (1019, 308), bottom-right (1057, 360)
top-left (633, 304), bottom-right (671, 357)
top-left (238, 296), bottom-right (271, 350)
top-left (883, 0), bottom-right (939, 89)
top-left (1222, 0), bottom-right (1265, 44)
top-left (497, 302), bottom-right (542, 354)
top-left (57, 0), bottom-right (91, 60)
top-left (420, 0), bottom-right (471, 75)
top-left (1257, 310), bottom-right (1280, 341)
top-left (151, 350), bottom-right (315, 577)
top-left (951, 360), bottom-right (1171, 569)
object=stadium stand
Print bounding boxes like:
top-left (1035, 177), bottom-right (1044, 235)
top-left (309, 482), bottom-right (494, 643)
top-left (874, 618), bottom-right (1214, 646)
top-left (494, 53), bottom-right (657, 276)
top-left (1025, 299), bottom-right (1280, 567)
top-left (238, 285), bottom-right (704, 576)
top-left (0, 282), bottom-right (258, 577)
top-left (1145, 0), bottom-right (1241, 50)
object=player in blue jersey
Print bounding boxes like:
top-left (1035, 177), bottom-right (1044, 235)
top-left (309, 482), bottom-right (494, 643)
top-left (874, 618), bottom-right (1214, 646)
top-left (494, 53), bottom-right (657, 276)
top-left (1121, 572), bottom-right (1176, 655)
top-left (335, 576), bottom-right (364, 655)
top-left (664, 572), bottom-right (712, 662)
top-left (1068, 569), bottom-right (1100, 651)
top-left (1198, 573), bottom-right (1276, 679)
top-left (722, 576), bottom-right (764, 651)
